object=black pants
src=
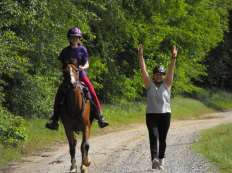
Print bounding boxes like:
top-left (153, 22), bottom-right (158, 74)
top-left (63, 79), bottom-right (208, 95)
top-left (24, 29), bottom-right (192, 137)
top-left (146, 113), bottom-right (171, 160)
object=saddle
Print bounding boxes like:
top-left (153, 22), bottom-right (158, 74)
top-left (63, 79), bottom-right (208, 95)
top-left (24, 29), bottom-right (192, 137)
top-left (78, 82), bottom-right (98, 118)
top-left (80, 82), bottom-right (91, 100)
top-left (62, 81), bottom-right (97, 113)
top-left (80, 83), bottom-right (98, 115)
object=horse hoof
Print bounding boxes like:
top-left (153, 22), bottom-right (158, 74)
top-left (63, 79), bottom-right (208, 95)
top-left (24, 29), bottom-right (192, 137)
top-left (83, 158), bottom-right (91, 167)
top-left (80, 165), bottom-right (88, 173)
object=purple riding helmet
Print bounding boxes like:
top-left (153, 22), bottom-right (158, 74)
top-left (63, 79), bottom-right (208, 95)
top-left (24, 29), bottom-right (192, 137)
top-left (67, 27), bottom-right (82, 38)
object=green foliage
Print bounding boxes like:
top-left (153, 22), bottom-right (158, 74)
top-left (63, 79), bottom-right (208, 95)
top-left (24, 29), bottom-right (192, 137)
top-left (0, 1), bottom-right (232, 167)
top-left (0, 0), bottom-right (232, 116)
top-left (0, 107), bottom-right (27, 146)
top-left (5, 74), bottom-right (58, 118)
top-left (0, 31), bottom-right (29, 104)
top-left (204, 11), bottom-right (232, 90)
top-left (88, 57), bottom-right (108, 91)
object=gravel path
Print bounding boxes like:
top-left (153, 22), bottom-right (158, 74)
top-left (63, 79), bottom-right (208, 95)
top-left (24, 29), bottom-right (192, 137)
top-left (1, 111), bottom-right (232, 173)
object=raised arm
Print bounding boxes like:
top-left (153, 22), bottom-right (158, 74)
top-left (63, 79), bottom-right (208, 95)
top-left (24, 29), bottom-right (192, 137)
top-left (164, 45), bottom-right (178, 89)
top-left (138, 44), bottom-right (151, 88)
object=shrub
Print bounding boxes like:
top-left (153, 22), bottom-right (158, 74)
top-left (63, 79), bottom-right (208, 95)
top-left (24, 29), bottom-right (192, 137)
top-left (0, 107), bottom-right (27, 146)
top-left (6, 74), bottom-right (58, 118)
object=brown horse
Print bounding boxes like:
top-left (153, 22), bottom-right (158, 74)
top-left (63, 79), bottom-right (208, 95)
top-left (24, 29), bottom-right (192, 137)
top-left (60, 63), bottom-right (93, 173)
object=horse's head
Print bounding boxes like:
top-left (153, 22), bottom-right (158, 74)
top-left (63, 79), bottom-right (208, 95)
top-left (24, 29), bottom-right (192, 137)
top-left (62, 59), bottom-right (86, 120)
top-left (63, 63), bottom-right (79, 86)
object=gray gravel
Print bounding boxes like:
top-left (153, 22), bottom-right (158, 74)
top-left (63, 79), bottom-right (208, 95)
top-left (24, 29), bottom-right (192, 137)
top-left (1, 111), bottom-right (232, 173)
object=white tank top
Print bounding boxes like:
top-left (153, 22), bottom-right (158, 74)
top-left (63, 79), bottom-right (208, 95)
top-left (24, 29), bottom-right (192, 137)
top-left (146, 81), bottom-right (171, 114)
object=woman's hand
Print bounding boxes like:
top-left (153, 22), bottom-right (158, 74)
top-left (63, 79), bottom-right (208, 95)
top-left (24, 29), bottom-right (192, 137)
top-left (171, 45), bottom-right (178, 59)
top-left (79, 61), bottom-right (89, 71)
top-left (164, 45), bottom-right (178, 88)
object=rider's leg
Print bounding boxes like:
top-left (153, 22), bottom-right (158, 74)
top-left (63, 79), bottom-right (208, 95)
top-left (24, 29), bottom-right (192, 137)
top-left (80, 76), bottom-right (109, 128)
top-left (45, 84), bottom-right (64, 130)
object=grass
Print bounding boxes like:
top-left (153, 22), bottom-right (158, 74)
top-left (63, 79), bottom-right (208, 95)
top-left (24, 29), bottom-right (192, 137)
top-left (0, 144), bottom-right (21, 167)
top-left (192, 89), bottom-right (232, 111)
top-left (171, 96), bottom-right (214, 120)
top-left (0, 89), bottom-right (232, 168)
top-left (0, 119), bottom-right (66, 167)
top-left (103, 102), bottom-right (145, 125)
top-left (22, 119), bottom-right (66, 154)
top-left (193, 123), bottom-right (232, 173)
top-left (0, 102), bottom-right (146, 167)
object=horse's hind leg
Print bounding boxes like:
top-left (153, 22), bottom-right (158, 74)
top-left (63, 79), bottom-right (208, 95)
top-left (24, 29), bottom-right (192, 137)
top-left (65, 129), bottom-right (77, 172)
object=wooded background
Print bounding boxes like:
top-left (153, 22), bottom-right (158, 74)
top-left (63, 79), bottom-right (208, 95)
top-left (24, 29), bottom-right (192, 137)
top-left (0, 0), bottom-right (231, 120)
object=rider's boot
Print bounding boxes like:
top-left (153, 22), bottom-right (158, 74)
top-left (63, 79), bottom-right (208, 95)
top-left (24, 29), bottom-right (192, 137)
top-left (46, 113), bottom-right (59, 130)
top-left (97, 113), bottom-right (109, 128)
top-left (45, 85), bottom-right (64, 130)
top-left (90, 100), bottom-right (109, 128)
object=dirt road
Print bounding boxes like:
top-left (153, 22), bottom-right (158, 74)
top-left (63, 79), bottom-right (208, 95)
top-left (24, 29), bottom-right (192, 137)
top-left (1, 111), bottom-right (232, 173)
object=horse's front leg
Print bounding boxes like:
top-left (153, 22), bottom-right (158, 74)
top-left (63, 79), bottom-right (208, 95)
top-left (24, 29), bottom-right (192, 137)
top-left (80, 101), bottom-right (91, 173)
top-left (65, 128), bottom-right (77, 173)
top-left (80, 126), bottom-right (91, 173)
top-left (81, 126), bottom-right (91, 166)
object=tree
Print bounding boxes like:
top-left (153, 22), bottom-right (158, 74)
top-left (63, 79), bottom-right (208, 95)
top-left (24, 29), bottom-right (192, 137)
top-left (204, 11), bottom-right (232, 90)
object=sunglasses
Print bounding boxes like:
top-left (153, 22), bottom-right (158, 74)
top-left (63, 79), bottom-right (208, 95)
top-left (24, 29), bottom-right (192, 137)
top-left (154, 72), bottom-right (165, 75)
top-left (69, 36), bottom-right (82, 40)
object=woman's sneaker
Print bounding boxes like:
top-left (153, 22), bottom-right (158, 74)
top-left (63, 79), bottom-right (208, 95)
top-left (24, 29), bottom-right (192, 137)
top-left (152, 158), bottom-right (159, 169)
top-left (158, 158), bottom-right (165, 170)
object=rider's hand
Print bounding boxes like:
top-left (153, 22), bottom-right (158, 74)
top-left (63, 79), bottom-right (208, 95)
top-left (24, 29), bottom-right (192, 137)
top-left (171, 45), bottom-right (178, 59)
top-left (138, 44), bottom-right (144, 58)
top-left (79, 66), bottom-right (85, 71)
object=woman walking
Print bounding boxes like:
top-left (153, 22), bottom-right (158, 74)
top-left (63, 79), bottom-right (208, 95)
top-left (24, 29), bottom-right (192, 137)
top-left (138, 44), bottom-right (178, 170)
